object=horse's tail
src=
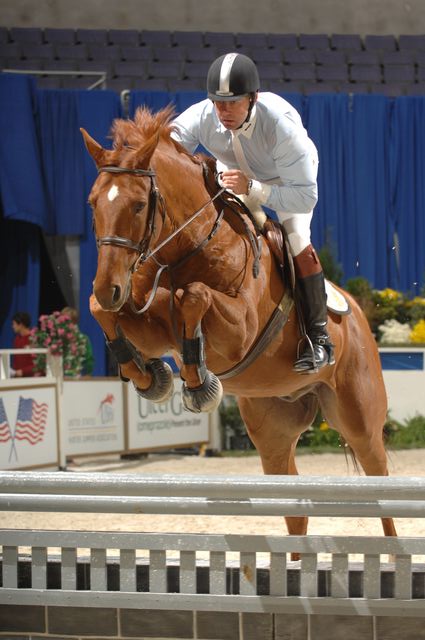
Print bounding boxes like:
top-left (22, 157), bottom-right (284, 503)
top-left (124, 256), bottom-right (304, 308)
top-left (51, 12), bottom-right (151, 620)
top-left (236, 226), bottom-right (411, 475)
top-left (340, 436), bottom-right (361, 474)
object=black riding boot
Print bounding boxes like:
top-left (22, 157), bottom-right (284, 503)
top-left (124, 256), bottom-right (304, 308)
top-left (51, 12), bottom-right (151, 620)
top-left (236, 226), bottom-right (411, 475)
top-left (292, 246), bottom-right (334, 374)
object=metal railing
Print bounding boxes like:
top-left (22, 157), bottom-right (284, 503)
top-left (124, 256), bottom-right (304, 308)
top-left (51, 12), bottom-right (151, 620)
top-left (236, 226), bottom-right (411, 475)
top-left (0, 471), bottom-right (424, 616)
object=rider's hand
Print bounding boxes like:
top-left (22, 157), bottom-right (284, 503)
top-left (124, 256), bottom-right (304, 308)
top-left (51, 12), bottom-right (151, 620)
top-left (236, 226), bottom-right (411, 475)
top-left (220, 170), bottom-right (250, 195)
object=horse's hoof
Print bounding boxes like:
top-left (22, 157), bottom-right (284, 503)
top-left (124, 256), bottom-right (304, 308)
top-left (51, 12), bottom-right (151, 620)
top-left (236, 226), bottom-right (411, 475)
top-left (134, 359), bottom-right (174, 403)
top-left (182, 371), bottom-right (223, 413)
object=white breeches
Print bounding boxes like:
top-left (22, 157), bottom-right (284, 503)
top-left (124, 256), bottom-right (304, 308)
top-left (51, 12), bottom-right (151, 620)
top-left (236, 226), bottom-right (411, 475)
top-left (276, 211), bottom-right (313, 257)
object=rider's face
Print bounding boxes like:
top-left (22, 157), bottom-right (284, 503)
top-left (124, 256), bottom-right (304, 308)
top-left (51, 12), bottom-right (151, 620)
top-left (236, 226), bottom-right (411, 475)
top-left (214, 96), bottom-right (252, 130)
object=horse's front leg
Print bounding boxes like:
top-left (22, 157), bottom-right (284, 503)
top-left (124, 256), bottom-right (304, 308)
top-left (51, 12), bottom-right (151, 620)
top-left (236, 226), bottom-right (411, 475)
top-left (177, 282), bottom-right (253, 413)
top-left (90, 295), bottom-right (174, 402)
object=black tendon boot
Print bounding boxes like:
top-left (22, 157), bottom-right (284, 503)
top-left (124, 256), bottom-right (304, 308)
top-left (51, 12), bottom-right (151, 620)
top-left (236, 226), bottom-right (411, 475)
top-left (292, 246), bottom-right (334, 373)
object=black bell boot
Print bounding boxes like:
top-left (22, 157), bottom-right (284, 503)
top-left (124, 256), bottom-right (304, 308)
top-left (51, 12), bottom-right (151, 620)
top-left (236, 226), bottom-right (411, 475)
top-left (292, 256), bottom-right (334, 373)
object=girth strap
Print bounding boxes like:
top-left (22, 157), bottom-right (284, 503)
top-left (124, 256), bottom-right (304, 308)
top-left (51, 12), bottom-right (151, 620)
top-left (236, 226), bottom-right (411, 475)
top-left (216, 292), bottom-right (293, 380)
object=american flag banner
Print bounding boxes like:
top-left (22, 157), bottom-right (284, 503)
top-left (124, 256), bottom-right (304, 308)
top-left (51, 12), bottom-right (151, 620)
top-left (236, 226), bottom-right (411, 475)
top-left (0, 398), bottom-right (11, 443)
top-left (14, 396), bottom-right (48, 445)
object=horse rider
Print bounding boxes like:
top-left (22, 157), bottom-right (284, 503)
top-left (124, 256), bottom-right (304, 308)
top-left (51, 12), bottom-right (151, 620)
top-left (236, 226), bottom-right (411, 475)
top-left (171, 52), bottom-right (334, 374)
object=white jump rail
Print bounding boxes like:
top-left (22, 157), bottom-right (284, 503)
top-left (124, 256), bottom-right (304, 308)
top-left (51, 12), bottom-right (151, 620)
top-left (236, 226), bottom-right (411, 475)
top-left (0, 471), bottom-right (424, 616)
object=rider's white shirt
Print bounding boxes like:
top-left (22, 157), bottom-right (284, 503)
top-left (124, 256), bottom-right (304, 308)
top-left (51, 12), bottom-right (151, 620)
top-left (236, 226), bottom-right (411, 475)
top-left (171, 92), bottom-right (318, 215)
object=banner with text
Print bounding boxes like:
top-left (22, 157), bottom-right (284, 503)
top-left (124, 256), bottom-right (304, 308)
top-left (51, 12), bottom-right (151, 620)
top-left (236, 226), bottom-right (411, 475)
top-left (61, 379), bottom-right (125, 458)
top-left (126, 378), bottom-right (209, 450)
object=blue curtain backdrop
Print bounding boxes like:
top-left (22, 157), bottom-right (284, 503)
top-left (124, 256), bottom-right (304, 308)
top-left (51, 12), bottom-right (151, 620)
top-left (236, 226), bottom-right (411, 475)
top-left (1, 74), bottom-right (425, 374)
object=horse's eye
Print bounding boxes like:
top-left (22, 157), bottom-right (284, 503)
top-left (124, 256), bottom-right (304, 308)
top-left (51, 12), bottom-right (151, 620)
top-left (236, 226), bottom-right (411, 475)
top-left (134, 202), bottom-right (146, 214)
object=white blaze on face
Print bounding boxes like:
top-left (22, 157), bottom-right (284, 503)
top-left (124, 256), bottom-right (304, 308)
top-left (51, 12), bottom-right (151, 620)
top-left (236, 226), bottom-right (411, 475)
top-left (107, 184), bottom-right (119, 202)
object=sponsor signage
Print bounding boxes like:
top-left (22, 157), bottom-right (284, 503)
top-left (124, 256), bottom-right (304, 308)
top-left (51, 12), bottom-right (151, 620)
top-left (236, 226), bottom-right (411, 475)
top-left (0, 383), bottom-right (58, 469)
top-left (126, 378), bottom-right (209, 450)
top-left (61, 379), bottom-right (125, 457)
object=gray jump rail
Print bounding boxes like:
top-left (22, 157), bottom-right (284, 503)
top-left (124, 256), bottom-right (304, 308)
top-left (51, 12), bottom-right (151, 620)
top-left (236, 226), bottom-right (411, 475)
top-left (1, 471), bottom-right (424, 618)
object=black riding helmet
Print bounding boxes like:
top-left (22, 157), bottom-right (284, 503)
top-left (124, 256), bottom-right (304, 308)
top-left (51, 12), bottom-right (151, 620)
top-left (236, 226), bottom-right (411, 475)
top-left (207, 52), bottom-right (260, 101)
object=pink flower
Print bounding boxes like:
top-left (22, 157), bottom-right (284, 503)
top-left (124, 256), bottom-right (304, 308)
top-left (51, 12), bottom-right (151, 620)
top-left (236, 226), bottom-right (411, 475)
top-left (58, 328), bottom-right (65, 335)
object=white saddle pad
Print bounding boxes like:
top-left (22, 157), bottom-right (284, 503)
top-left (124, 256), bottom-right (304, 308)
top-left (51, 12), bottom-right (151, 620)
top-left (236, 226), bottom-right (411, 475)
top-left (325, 280), bottom-right (351, 315)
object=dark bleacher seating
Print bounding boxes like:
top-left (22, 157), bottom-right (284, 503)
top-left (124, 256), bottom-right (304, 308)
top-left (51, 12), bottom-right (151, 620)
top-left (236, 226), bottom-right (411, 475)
top-left (364, 35), bottom-right (396, 51)
top-left (185, 46), bottom-right (217, 63)
top-left (184, 61), bottom-right (211, 80)
top-left (44, 59), bottom-right (77, 71)
top-left (235, 33), bottom-right (268, 49)
top-left (44, 28), bottom-right (76, 45)
top-left (113, 60), bottom-right (147, 80)
top-left (284, 49), bottom-right (315, 64)
top-left (139, 78), bottom-right (169, 91)
top-left (383, 64), bottom-right (415, 85)
top-left (369, 83), bottom-right (406, 97)
top-left (107, 77), bottom-right (135, 92)
top-left (173, 31), bottom-right (204, 48)
top-left (62, 76), bottom-right (103, 89)
top-left (405, 83), bottom-right (425, 95)
top-left (76, 29), bottom-right (108, 45)
top-left (108, 29), bottom-right (140, 46)
top-left (267, 33), bottom-right (298, 49)
top-left (4, 27), bottom-right (425, 97)
top-left (381, 50), bottom-right (415, 64)
top-left (0, 27), bottom-right (9, 43)
top-left (9, 27), bottom-right (43, 44)
top-left (79, 60), bottom-right (113, 81)
top-left (338, 82), bottom-right (368, 94)
top-left (147, 60), bottom-right (184, 79)
top-left (284, 63), bottom-right (316, 82)
top-left (299, 34), bottom-right (330, 50)
top-left (347, 51), bottom-right (380, 65)
top-left (140, 30), bottom-right (172, 47)
top-left (87, 44), bottom-right (122, 61)
top-left (330, 34), bottom-right (362, 51)
top-left (3, 59), bottom-right (44, 71)
top-left (56, 44), bottom-right (89, 61)
top-left (398, 35), bottom-right (425, 51)
top-left (0, 43), bottom-right (22, 60)
top-left (153, 46), bottom-right (186, 62)
top-left (316, 64), bottom-right (348, 83)
top-left (417, 66), bottom-right (425, 83)
top-left (249, 48), bottom-right (283, 64)
top-left (168, 78), bottom-right (205, 92)
top-left (350, 64), bottom-right (382, 83)
top-left (21, 43), bottom-right (55, 61)
top-left (121, 46), bottom-right (152, 62)
top-left (204, 32), bottom-right (235, 49)
top-left (304, 82), bottom-right (338, 94)
top-left (315, 50), bottom-right (346, 65)
top-left (256, 62), bottom-right (285, 82)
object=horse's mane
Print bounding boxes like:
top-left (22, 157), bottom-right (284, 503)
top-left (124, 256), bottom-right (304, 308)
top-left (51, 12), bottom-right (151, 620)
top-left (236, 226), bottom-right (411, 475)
top-left (110, 105), bottom-right (176, 151)
top-left (109, 104), bottom-right (201, 168)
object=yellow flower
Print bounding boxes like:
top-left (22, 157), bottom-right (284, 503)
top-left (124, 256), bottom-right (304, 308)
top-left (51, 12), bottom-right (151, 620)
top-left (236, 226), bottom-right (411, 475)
top-left (319, 421), bottom-right (329, 431)
top-left (410, 319), bottom-right (425, 343)
top-left (377, 288), bottom-right (402, 302)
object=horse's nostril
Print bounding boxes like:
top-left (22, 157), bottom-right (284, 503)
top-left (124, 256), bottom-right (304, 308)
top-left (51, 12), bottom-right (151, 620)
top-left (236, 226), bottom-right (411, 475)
top-left (112, 286), bottom-right (121, 305)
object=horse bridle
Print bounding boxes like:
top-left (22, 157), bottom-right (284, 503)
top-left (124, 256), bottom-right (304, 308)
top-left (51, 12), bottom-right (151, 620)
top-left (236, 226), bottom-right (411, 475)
top-left (96, 165), bottom-right (163, 263)
top-left (94, 164), bottom-right (226, 315)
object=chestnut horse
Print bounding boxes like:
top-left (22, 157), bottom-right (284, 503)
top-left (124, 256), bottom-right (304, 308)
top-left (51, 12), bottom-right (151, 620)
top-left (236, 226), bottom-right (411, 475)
top-left (81, 106), bottom-right (396, 539)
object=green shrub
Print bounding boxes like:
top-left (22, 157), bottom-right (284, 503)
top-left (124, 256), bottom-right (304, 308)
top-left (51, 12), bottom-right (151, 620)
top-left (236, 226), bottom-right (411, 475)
top-left (385, 414), bottom-right (425, 448)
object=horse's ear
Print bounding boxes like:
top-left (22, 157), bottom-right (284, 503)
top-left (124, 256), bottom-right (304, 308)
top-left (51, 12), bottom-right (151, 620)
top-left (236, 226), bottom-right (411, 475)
top-left (80, 128), bottom-right (113, 168)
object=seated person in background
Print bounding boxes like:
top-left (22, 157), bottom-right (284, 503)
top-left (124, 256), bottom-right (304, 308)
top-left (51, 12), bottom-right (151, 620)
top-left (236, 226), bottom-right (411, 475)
top-left (61, 306), bottom-right (94, 376)
top-left (11, 311), bottom-right (35, 377)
